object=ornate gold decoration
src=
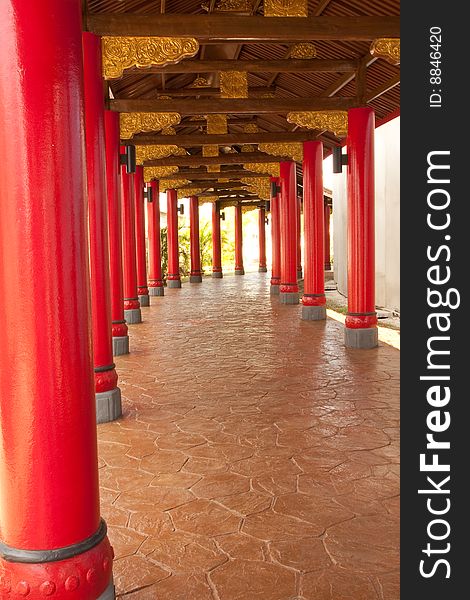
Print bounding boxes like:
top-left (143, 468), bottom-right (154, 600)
top-left (242, 177), bottom-right (271, 200)
top-left (290, 42), bottom-right (317, 59)
top-left (202, 0), bottom-right (254, 12)
top-left (159, 179), bottom-right (191, 191)
top-left (120, 112), bottom-right (181, 139)
top-left (370, 38), bottom-right (400, 65)
top-left (243, 123), bottom-right (259, 133)
top-left (264, 0), bottom-right (308, 17)
top-left (102, 36), bottom-right (199, 79)
top-left (242, 205), bottom-right (258, 214)
top-left (162, 126), bottom-right (177, 135)
top-left (136, 145), bottom-right (181, 164)
top-left (157, 95), bottom-right (173, 100)
top-left (206, 114), bottom-right (228, 134)
top-left (143, 166), bottom-right (179, 182)
top-left (259, 142), bottom-right (303, 162)
top-left (218, 178), bottom-right (230, 183)
top-left (241, 144), bottom-right (257, 152)
top-left (245, 162), bottom-right (280, 177)
top-left (220, 71), bottom-right (248, 98)
top-left (177, 186), bottom-right (205, 200)
top-left (287, 110), bottom-right (348, 137)
top-left (189, 77), bottom-right (211, 88)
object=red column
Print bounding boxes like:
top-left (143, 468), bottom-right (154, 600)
top-left (301, 141), bottom-right (326, 321)
top-left (0, 1), bottom-right (114, 597)
top-left (279, 161), bottom-right (299, 304)
top-left (167, 188), bottom-right (182, 288)
top-left (345, 107), bottom-right (378, 348)
top-left (270, 177), bottom-right (281, 294)
top-left (147, 180), bottom-right (165, 296)
top-left (83, 33), bottom-right (121, 424)
top-left (105, 111), bottom-right (129, 356)
top-left (296, 196), bottom-right (303, 279)
top-left (234, 203), bottom-right (245, 275)
top-left (134, 165), bottom-right (150, 306)
top-left (324, 201), bottom-right (332, 270)
top-left (212, 201), bottom-right (223, 278)
top-left (189, 196), bottom-right (203, 283)
top-left (258, 207), bottom-right (268, 272)
top-left (121, 154), bottom-right (142, 324)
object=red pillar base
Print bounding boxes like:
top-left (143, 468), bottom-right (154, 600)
top-left (259, 267), bottom-right (268, 273)
top-left (138, 293), bottom-right (150, 307)
top-left (279, 284), bottom-right (299, 305)
top-left (190, 275), bottom-right (203, 283)
top-left (297, 268), bottom-right (303, 280)
top-left (302, 305), bottom-right (326, 321)
top-left (270, 284), bottom-right (280, 295)
top-left (112, 335), bottom-right (129, 356)
top-left (344, 326), bottom-right (378, 349)
top-left (124, 308), bottom-right (142, 325)
top-left (212, 271), bottom-right (223, 279)
top-left (167, 279), bottom-right (182, 289)
top-left (96, 388), bottom-right (122, 424)
top-left (149, 284), bottom-right (165, 296)
top-left (234, 268), bottom-right (245, 276)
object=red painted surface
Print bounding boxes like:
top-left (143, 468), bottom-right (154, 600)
top-left (83, 33), bottom-right (117, 394)
top-left (324, 202), bottom-right (331, 271)
top-left (279, 162), bottom-right (299, 294)
top-left (296, 196), bottom-right (302, 277)
top-left (189, 196), bottom-right (203, 277)
top-left (212, 202), bottom-right (223, 274)
top-left (302, 141), bottom-right (326, 307)
top-left (0, 537), bottom-right (113, 599)
top-left (134, 166), bottom-right (149, 297)
top-left (166, 189), bottom-right (181, 281)
top-left (270, 177), bottom-right (281, 287)
top-left (104, 111), bottom-right (128, 340)
top-left (345, 107), bottom-right (378, 330)
top-left (120, 157), bottom-right (141, 311)
top-left (147, 181), bottom-right (164, 289)
top-left (234, 204), bottom-right (244, 272)
top-left (0, 0), bottom-right (107, 568)
top-left (258, 207), bottom-right (267, 269)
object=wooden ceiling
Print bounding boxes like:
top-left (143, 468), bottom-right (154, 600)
top-left (83, 0), bottom-right (400, 202)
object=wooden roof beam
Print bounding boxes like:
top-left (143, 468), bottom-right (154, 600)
top-left (159, 170), bottom-right (271, 180)
top-left (111, 96), bottom-right (356, 114)
top-left (87, 15), bottom-right (400, 42)
top-left (143, 151), bottom-right (289, 167)
top-left (125, 131), bottom-right (322, 146)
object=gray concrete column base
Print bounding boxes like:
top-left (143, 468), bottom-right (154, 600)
top-left (270, 284), bottom-right (280, 295)
top-left (96, 387), bottom-right (122, 424)
top-left (113, 336), bottom-right (129, 356)
top-left (212, 272), bottom-right (223, 278)
top-left (259, 267), bottom-right (268, 272)
top-left (98, 581), bottom-right (115, 600)
top-left (280, 292), bottom-right (299, 305)
top-left (344, 326), bottom-right (379, 349)
top-left (149, 286), bottom-right (164, 296)
top-left (234, 269), bottom-right (245, 275)
top-left (124, 308), bottom-right (142, 324)
top-left (297, 269), bottom-right (303, 280)
top-left (190, 275), bottom-right (203, 283)
top-left (138, 294), bottom-right (150, 307)
top-left (167, 279), bottom-right (182, 288)
top-left (301, 305), bottom-right (327, 321)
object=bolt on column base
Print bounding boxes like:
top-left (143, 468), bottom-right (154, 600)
top-left (280, 292), bottom-right (299, 305)
top-left (124, 308), bottom-right (142, 324)
top-left (96, 387), bottom-right (122, 424)
top-left (167, 279), bottom-right (182, 288)
top-left (344, 326), bottom-right (378, 349)
top-left (301, 305), bottom-right (326, 321)
top-left (138, 294), bottom-right (150, 307)
top-left (113, 336), bottom-right (129, 356)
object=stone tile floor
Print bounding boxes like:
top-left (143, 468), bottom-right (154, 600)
top-left (99, 273), bottom-right (400, 599)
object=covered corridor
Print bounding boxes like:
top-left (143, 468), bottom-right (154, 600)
top-left (102, 273), bottom-right (400, 599)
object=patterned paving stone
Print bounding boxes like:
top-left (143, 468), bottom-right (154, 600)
top-left (97, 273), bottom-right (399, 599)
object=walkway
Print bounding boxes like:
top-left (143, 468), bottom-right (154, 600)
top-left (99, 273), bottom-right (400, 600)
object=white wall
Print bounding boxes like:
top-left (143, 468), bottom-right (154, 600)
top-left (327, 116), bottom-right (400, 312)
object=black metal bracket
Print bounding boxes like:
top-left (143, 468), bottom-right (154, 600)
top-left (120, 145), bottom-right (136, 174)
top-left (333, 146), bottom-right (348, 174)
